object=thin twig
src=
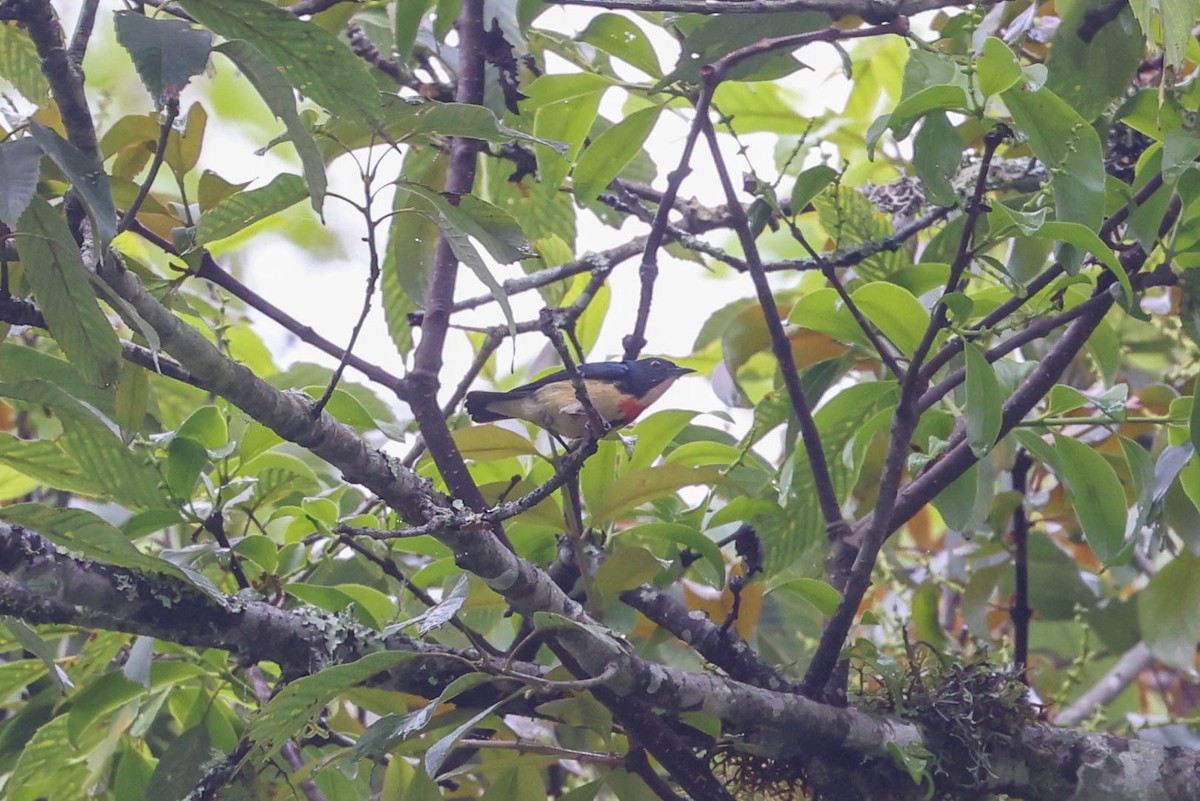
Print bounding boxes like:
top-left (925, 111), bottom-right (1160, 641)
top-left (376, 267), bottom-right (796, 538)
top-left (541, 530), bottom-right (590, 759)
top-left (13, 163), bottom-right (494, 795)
top-left (118, 96), bottom-right (178, 234)
top-left (312, 171), bottom-right (386, 415)
top-left (67, 0), bottom-right (100, 67)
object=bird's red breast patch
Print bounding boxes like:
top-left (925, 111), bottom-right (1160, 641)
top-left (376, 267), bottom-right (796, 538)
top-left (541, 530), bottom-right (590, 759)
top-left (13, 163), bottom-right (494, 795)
top-left (617, 396), bottom-right (646, 423)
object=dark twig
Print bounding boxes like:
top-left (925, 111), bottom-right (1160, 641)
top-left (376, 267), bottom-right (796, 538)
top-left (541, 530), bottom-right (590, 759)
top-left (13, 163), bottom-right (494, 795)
top-left (312, 175), bottom-right (385, 415)
top-left (67, 0), bottom-right (100, 66)
top-left (621, 96), bottom-right (711, 360)
top-left (1079, 0), bottom-right (1129, 42)
top-left (1010, 449), bottom-right (1033, 681)
top-left (766, 204), bottom-right (952, 272)
top-left (118, 96), bottom-right (178, 234)
top-left (203, 511), bottom-right (251, 592)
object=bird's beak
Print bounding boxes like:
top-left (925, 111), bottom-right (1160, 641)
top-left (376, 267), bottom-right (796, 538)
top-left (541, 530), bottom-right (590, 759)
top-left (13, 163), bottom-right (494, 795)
top-left (670, 365), bottom-right (696, 377)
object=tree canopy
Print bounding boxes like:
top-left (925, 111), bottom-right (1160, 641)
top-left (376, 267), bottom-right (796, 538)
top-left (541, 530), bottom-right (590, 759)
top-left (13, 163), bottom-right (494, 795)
top-left (1, 0), bottom-right (1200, 799)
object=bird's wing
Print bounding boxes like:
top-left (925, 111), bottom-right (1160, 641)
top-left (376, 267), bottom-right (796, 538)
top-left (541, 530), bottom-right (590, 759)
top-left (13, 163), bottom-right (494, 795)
top-left (576, 362), bottom-right (630, 382)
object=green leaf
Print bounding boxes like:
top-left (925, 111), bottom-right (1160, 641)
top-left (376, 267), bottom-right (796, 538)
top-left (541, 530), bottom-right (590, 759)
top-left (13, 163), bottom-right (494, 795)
top-left (1053, 434), bottom-right (1128, 562)
top-left (0, 380), bottom-right (163, 507)
top-left (177, 405), bottom-right (229, 450)
top-left (0, 504), bottom-right (191, 581)
top-left (178, 0), bottom-right (380, 124)
top-left (29, 121), bottom-right (118, 253)
top-left (626, 523), bottom-right (725, 581)
top-left (452, 424), bottom-right (541, 460)
top-left (438, 221), bottom-right (517, 336)
top-left (849, 282), bottom-right (930, 356)
top-left (194, 173), bottom-right (308, 246)
top-left (1002, 84), bottom-right (1105, 229)
top-left (15, 196), bottom-right (121, 387)
top-left (591, 465), bottom-right (722, 524)
top-left (573, 106), bottom-right (662, 204)
top-left (1129, 0), bottom-right (1199, 71)
top-left (354, 672), bottom-right (492, 759)
top-left (0, 136), bottom-right (42, 228)
top-left (661, 12), bottom-right (823, 85)
top-left (0, 21), bottom-right (50, 102)
top-left (629, 410), bottom-right (697, 470)
top-left (401, 184), bottom-right (534, 264)
top-left (1034, 221), bottom-right (1133, 304)
top-left (215, 40), bottom-right (327, 214)
top-left (578, 14), bottom-right (661, 77)
top-left (886, 84), bottom-right (970, 139)
top-left (165, 437), bottom-right (207, 498)
top-left (1045, 0), bottom-right (1142, 122)
top-left (789, 164), bottom-right (838, 214)
top-left (114, 11), bottom-right (213, 106)
top-left (1140, 550), bottom-right (1200, 669)
top-left (246, 652), bottom-right (416, 764)
top-left (147, 725), bottom-right (215, 800)
top-left (595, 546), bottom-right (666, 607)
top-left (963, 343), bottom-right (1002, 457)
top-left (0, 433), bottom-right (100, 496)
top-left (425, 693), bottom-right (512, 778)
top-left (383, 149), bottom-right (446, 357)
top-left (976, 37), bottom-right (1023, 97)
top-left (913, 112), bottom-right (961, 207)
top-left (772, 578), bottom-right (841, 617)
top-left (814, 186), bottom-right (912, 280)
top-left (67, 671), bottom-right (143, 747)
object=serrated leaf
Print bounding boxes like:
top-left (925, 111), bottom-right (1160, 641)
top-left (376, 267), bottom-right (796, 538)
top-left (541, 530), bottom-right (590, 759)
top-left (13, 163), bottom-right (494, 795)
top-left (438, 222), bottom-right (517, 336)
top-left (572, 105), bottom-right (661, 204)
top-left (216, 40), bottom-right (327, 214)
top-left (29, 122), bottom-right (118, 253)
top-left (194, 173), bottom-right (307, 245)
top-left (246, 652), bottom-right (416, 764)
top-left (0, 432), bottom-right (100, 496)
top-left (178, 0), bottom-right (380, 124)
top-left (0, 137), bottom-right (42, 228)
top-left (0, 379), bottom-right (163, 507)
top-left (353, 672), bottom-right (491, 760)
top-left (1053, 434), bottom-right (1128, 562)
top-left (814, 186), bottom-right (912, 280)
top-left (963, 343), bottom-right (1002, 457)
top-left (402, 184), bottom-right (533, 264)
top-left (1, 504), bottom-right (191, 581)
top-left (15, 196), bottom-right (121, 387)
top-left (626, 523), bottom-right (724, 582)
top-left (0, 22), bottom-right (49, 102)
top-left (114, 11), bottom-right (213, 106)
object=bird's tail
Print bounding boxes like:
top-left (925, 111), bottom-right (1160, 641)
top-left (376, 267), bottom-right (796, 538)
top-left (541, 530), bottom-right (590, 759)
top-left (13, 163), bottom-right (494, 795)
top-left (464, 390), bottom-right (515, 423)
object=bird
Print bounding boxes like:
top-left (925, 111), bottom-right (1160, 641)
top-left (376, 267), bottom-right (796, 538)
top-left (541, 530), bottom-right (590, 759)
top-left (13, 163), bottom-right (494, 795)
top-left (464, 357), bottom-right (694, 440)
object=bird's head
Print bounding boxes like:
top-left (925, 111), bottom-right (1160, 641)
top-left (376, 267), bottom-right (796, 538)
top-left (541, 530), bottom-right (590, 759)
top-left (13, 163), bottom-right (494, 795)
top-left (622, 357), bottom-right (694, 400)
